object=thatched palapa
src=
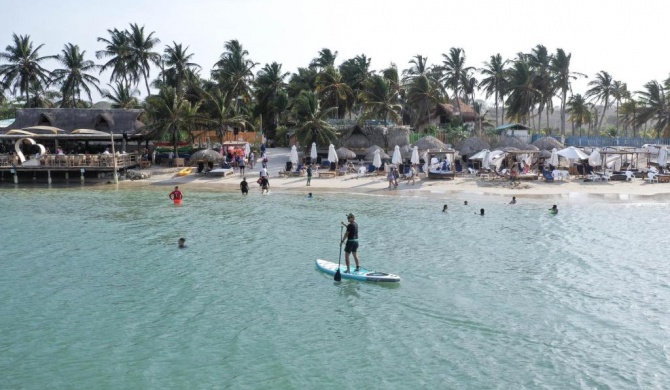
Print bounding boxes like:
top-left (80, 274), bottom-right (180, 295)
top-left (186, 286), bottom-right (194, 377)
top-left (365, 145), bottom-right (390, 160)
top-left (339, 125), bottom-right (410, 152)
top-left (455, 137), bottom-right (490, 156)
top-left (336, 147), bottom-right (356, 160)
top-left (1, 108), bottom-right (145, 136)
top-left (413, 136), bottom-right (447, 151)
top-left (494, 137), bottom-right (538, 151)
top-left (532, 136), bottom-right (564, 151)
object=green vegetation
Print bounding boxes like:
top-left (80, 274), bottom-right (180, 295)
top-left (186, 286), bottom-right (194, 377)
top-left (2, 27), bottom-right (670, 146)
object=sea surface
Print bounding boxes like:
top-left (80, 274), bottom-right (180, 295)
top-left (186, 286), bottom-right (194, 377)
top-left (1, 186), bottom-right (669, 389)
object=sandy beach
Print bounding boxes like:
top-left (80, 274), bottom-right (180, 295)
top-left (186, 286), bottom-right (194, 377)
top-left (122, 147), bottom-right (670, 201)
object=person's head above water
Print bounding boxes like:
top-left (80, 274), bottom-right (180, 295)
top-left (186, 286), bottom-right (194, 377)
top-left (480, 208), bottom-right (485, 215)
top-left (464, 201), bottom-right (468, 206)
top-left (442, 204), bottom-right (448, 212)
top-left (178, 238), bottom-right (186, 248)
top-left (308, 193), bottom-right (313, 198)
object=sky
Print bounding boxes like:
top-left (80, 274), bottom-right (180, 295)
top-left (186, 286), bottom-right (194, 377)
top-left (1, 0), bottom-right (668, 103)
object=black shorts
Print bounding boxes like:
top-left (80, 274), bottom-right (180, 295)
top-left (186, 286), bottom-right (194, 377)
top-left (344, 240), bottom-right (359, 253)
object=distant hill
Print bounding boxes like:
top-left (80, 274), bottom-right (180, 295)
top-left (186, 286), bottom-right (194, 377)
top-left (92, 101), bottom-right (113, 109)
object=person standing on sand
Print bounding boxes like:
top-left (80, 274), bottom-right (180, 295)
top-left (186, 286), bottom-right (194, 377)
top-left (240, 177), bottom-right (249, 195)
top-left (249, 151), bottom-right (255, 169)
top-left (306, 165), bottom-right (312, 186)
top-left (341, 213), bottom-right (361, 274)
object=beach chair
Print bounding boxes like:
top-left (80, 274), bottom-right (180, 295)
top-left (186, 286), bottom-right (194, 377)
top-left (542, 169), bottom-right (555, 182)
top-left (625, 171), bottom-right (636, 182)
top-left (321, 160), bottom-right (331, 169)
top-left (292, 163), bottom-right (304, 176)
top-left (646, 171), bottom-right (659, 183)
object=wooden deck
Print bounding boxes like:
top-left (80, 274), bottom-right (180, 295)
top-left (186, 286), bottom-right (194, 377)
top-left (0, 153), bottom-right (138, 172)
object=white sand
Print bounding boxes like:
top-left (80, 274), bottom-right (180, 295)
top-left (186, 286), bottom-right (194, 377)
top-left (122, 147), bottom-right (670, 201)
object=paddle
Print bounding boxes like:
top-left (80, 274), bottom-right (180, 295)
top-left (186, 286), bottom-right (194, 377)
top-left (334, 225), bottom-right (343, 281)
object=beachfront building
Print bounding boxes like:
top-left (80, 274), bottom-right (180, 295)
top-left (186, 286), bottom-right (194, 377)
top-left (495, 123), bottom-right (532, 143)
top-left (426, 99), bottom-right (479, 131)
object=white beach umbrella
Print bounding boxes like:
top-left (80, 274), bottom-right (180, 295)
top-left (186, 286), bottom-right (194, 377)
top-left (423, 151), bottom-right (429, 173)
top-left (549, 148), bottom-right (559, 166)
top-left (482, 150), bottom-right (491, 170)
top-left (244, 142), bottom-right (251, 157)
top-left (373, 149), bottom-right (382, 168)
top-left (392, 145), bottom-right (402, 165)
top-left (557, 146), bottom-right (589, 160)
top-left (658, 146), bottom-right (668, 167)
top-left (588, 148), bottom-right (602, 167)
top-left (328, 144), bottom-right (339, 164)
top-left (469, 149), bottom-right (489, 160)
top-left (310, 142), bottom-right (317, 162)
top-left (411, 146), bottom-right (420, 165)
top-left (290, 145), bottom-right (299, 165)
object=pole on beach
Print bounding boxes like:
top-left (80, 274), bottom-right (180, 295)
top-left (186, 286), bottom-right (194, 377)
top-left (110, 131), bottom-right (118, 184)
top-left (334, 225), bottom-right (343, 282)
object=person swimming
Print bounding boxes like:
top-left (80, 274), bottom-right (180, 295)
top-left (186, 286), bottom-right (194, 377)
top-left (479, 208), bottom-right (485, 216)
top-left (509, 196), bottom-right (517, 204)
top-left (442, 204), bottom-right (448, 212)
top-left (464, 201), bottom-right (468, 206)
top-left (178, 238), bottom-right (186, 248)
top-left (549, 205), bottom-right (558, 214)
top-left (308, 192), bottom-right (313, 199)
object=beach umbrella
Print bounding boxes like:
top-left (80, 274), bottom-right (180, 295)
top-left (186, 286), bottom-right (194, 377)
top-left (328, 144), bottom-right (339, 164)
top-left (588, 148), bottom-right (602, 167)
top-left (373, 149), bottom-right (382, 168)
top-left (244, 142), bottom-right (251, 157)
top-left (336, 147), bottom-right (356, 160)
top-left (189, 148), bottom-right (223, 162)
top-left (400, 145), bottom-right (412, 159)
top-left (658, 146), bottom-right (668, 167)
top-left (557, 146), bottom-right (589, 160)
top-left (392, 145), bottom-right (402, 164)
top-left (365, 148), bottom-right (389, 161)
top-left (411, 146), bottom-right (420, 165)
top-left (423, 151), bottom-right (429, 173)
top-left (310, 142), bottom-right (317, 162)
top-left (290, 145), bottom-right (299, 165)
top-left (482, 150), bottom-right (491, 170)
top-left (469, 149), bottom-right (489, 160)
top-left (549, 148), bottom-right (559, 167)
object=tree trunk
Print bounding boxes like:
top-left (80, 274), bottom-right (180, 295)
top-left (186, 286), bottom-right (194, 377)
top-left (560, 88), bottom-right (567, 137)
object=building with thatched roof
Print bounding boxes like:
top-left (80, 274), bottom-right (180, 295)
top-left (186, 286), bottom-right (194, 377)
top-left (532, 136), bottom-right (564, 151)
top-left (455, 137), bottom-right (491, 156)
top-left (428, 98), bottom-right (478, 129)
top-left (493, 136), bottom-right (538, 151)
top-left (0, 108), bottom-right (146, 137)
top-left (339, 125), bottom-right (410, 155)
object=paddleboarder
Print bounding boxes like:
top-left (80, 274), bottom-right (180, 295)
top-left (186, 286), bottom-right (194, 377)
top-left (169, 186), bottom-right (183, 205)
top-left (340, 213), bottom-right (361, 274)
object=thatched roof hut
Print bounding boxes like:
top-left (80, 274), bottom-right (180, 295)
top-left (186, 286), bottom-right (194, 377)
top-left (365, 147), bottom-right (390, 161)
top-left (336, 147), bottom-right (356, 160)
top-left (455, 137), bottom-right (491, 156)
top-left (434, 98), bottom-right (478, 122)
top-left (413, 136), bottom-right (447, 151)
top-left (1, 108), bottom-right (146, 136)
top-left (532, 136), bottom-right (564, 151)
top-left (340, 125), bottom-right (410, 152)
top-left (494, 136), bottom-right (538, 151)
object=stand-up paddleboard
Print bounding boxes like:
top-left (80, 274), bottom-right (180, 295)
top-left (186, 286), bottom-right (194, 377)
top-left (315, 259), bottom-right (400, 283)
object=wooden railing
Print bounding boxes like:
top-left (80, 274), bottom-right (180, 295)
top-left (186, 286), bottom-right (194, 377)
top-left (0, 153), bottom-right (138, 169)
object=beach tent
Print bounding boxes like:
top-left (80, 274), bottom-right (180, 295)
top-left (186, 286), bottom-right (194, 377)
top-left (557, 146), bottom-right (589, 160)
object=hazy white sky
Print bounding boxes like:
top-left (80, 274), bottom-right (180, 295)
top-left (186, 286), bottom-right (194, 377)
top-left (1, 0), bottom-right (667, 102)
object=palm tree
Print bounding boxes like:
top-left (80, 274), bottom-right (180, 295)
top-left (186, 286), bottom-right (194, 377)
top-left (441, 48), bottom-right (473, 123)
top-left (402, 55), bottom-right (442, 128)
top-left (102, 81), bottom-right (140, 109)
top-left (161, 42), bottom-right (201, 96)
top-left (0, 33), bottom-right (53, 107)
top-left (51, 43), bottom-right (102, 107)
top-left (201, 87), bottom-right (249, 143)
top-left (254, 62), bottom-right (289, 137)
top-left (212, 39), bottom-right (257, 107)
top-left (585, 70), bottom-right (615, 132)
top-left (479, 53), bottom-right (509, 128)
top-left (505, 60), bottom-right (540, 125)
top-left (339, 54), bottom-right (371, 115)
top-left (144, 87), bottom-right (208, 155)
top-left (358, 74), bottom-right (401, 125)
top-left (611, 80), bottom-right (628, 135)
top-left (315, 66), bottom-right (352, 119)
top-left (525, 45), bottom-right (553, 131)
top-left (620, 97), bottom-right (639, 137)
top-left (635, 80), bottom-right (670, 138)
top-left (550, 48), bottom-right (585, 137)
top-left (292, 90), bottom-right (338, 146)
top-left (126, 23), bottom-right (161, 97)
top-left (96, 28), bottom-right (132, 84)
top-left (287, 67), bottom-right (318, 98)
top-left (567, 94), bottom-right (592, 136)
top-left (309, 48), bottom-right (338, 70)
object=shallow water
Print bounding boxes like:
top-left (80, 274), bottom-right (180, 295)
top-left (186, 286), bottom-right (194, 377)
top-left (1, 187), bottom-right (669, 389)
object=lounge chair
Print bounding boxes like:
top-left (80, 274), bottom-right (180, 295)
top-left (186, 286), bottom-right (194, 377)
top-left (541, 169), bottom-right (554, 182)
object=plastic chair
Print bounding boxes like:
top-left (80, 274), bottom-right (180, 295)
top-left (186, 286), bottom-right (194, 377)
top-left (624, 171), bottom-right (636, 182)
top-left (647, 172), bottom-right (659, 183)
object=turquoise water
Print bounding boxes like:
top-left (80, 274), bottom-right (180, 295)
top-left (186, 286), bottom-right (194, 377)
top-left (2, 186), bottom-right (670, 389)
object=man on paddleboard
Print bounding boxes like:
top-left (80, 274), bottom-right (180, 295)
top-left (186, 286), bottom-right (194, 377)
top-left (169, 186), bottom-right (183, 204)
top-left (341, 213), bottom-right (361, 273)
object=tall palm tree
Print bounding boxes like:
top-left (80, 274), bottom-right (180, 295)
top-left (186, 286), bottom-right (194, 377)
top-left (358, 74), bottom-right (401, 125)
top-left (144, 87), bottom-right (208, 155)
top-left (201, 87), bottom-right (249, 143)
top-left (479, 53), bottom-right (509, 128)
top-left (441, 47), bottom-right (473, 123)
top-left (620, 97), bottom-right (640, 137)
top-left (254, 61), bottom-right (289, 137)
top-left (287, 67), bottom-right (318, 98)
top-left (567, 94), bottom-right (592, 136)
top-left (635, 80), bottom-right (670, 138)
top-left (0, 33), bottom-right (53, 107)
top-left (550, 48), bottom-right (585, 137)
top-left (161, 42), bottom-right (201, 96)
top-left (96, 28), bottom-right (132, 84)
top-left (126, 23), bottom-right (161, 97)
top-left (611, 80), bottom-right (628, 135)
top-left (339, 54), bottom-right (372, 117)
top-left (292, 90), bottom-right (338, 146)
top-left (405, 74), bottom-right (441, 129)
top-left (505, 61), bottom-right (540, 125)
top-left (212, 39), bottom-right (257, 106)
top-left (525, 45), bottom-right (553, 131)
top-left (315, 66), bottom-right (352, 119)
top-left (309, 48), bottom-right (338, 70)
top-left (102, 81), bottom-right (140, 109)
top-left (51, 43), bottom-right (102, 107)
top-left (585, 70), bottom-right (615, 132)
